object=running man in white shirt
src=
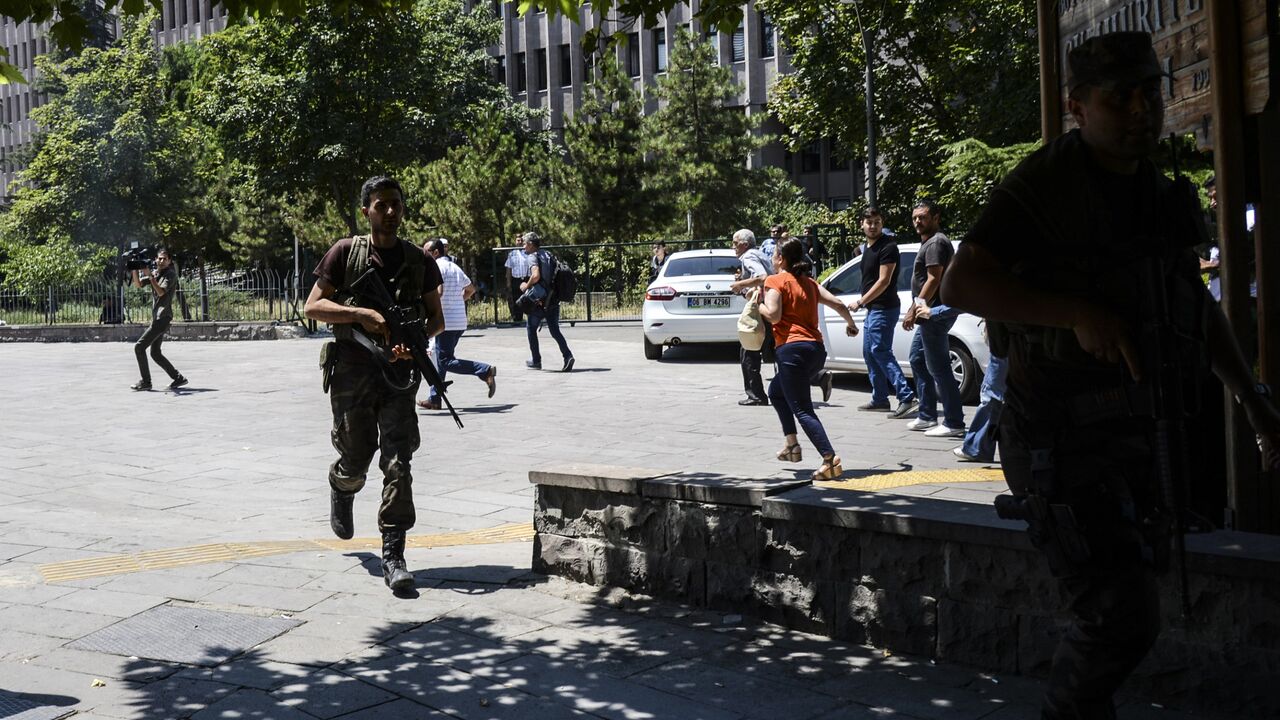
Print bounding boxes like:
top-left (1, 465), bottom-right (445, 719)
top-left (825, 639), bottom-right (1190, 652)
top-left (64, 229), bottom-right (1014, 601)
top-left (418, 238), bottom-right (497, 410)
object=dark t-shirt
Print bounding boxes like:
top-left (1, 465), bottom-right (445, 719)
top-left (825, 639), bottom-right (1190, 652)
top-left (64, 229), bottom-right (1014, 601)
top-left (151, 265), bottom-right (177, 321)
top-left (963, 167), bottom-right (1202, 408)
top-left (911, 232), bottom-right (953, 305)
top-left (859, 236), bottom-right (901, 309)
top-left (313, 237), bottom-right (443, 362)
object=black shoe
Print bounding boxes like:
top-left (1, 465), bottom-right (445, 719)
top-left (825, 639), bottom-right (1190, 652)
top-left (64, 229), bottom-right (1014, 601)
top-left (131, 380), bottom-right (152, 391)
top-left (168, 375), bottom-right (188, 389)
top-left (857, 401), bottom-right (891, 411)
top-left (485, 366), bottom-right (497, 398)
top-left (562, 357), bottom-right (575, 372)
top-left (738, 397), bottom-right (769, 406)
top-left (526, 360), bottom-right (541, 370)
top-left (889, 398), bottom-right (919, 419)
top-left (381, 531), bottom-right (414, 591)
top-left (330, 490), bottom-right (355, 540)
top-left (820, 371), bottom-right (834, 403)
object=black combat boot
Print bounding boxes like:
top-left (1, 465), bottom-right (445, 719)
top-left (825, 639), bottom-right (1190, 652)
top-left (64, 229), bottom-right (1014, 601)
top-left (381, 531), bottom-right (414, 591)
top-left (330, 490), bottom-right (355, 540)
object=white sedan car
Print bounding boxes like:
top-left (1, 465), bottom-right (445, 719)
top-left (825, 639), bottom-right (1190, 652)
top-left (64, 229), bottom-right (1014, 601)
top-left (642, 248), bottom-right (744, 360)
top-left (819, 242), bottom-right (989, 403)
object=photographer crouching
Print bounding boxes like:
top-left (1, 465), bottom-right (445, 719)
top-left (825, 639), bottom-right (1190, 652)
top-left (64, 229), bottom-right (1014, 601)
top-left (130, 248), bottom-right (188, 391)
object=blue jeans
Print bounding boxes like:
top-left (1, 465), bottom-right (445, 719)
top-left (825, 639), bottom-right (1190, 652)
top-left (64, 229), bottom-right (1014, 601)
top-left (526, 303), bottom-right (572, 365)
top-left (428, 330), bottom-right (492, 401)
top-left (908, 317), bottom-right (965, 429)
top-left (863, 307), bottom-right (913, 406)
top-left (962, 354), bottom-right (1007, 461)
top-left (768, 341), bottom-right (834, 458)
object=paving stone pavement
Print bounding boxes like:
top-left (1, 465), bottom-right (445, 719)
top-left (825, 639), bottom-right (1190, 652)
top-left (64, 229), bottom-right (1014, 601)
top-left (0, 325), bottom-right (1211, 718)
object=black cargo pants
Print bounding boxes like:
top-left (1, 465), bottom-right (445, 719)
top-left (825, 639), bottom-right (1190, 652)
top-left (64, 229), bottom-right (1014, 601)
top-left (1000, 414), bottom-right (1163, 720)
top-left (328, 358), bottom-right (420, 533)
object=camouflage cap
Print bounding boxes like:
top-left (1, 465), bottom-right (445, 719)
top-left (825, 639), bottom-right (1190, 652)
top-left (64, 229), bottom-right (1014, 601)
top-left (1067, 31), bottom-right (1164, 93)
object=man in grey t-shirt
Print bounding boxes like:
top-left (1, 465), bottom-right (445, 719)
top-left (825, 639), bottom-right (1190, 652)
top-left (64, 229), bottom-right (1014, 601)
top-left (130, 248), bottom-right (187, 391)
top-left (902, 201), bottom-right (963, 435)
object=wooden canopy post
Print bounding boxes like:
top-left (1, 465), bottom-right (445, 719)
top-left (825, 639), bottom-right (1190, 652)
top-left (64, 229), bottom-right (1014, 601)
top-left (1038, 0), bottom-right (1062, 142)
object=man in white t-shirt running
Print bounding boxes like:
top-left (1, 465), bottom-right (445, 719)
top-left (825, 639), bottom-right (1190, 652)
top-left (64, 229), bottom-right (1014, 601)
top-left (419, 238), bottom-right (497, 410)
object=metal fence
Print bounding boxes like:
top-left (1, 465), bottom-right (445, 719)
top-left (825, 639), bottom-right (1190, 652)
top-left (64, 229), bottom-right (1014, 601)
top-left (0, 268), bottom-right (308, 326)
top-left (481, 229), bottom-right (859, 326)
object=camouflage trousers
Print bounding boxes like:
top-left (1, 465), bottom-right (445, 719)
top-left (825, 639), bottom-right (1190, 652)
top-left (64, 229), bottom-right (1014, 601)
top-left (328, 360), bottom-right (420, 533)
top-left (1000, 413), bottom-right (1163, 720)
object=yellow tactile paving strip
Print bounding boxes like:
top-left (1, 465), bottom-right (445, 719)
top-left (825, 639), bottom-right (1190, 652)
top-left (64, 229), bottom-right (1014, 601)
top-left (818, 466), bottom-right (1005, 492)
top-left (38, 523), bottom-right (535, 584)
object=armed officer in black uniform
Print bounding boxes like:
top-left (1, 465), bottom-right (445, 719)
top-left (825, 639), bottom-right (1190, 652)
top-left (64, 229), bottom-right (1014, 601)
top-left (943, 33), bottom-right (1280, 718)
top-left (305, 176), bottom-right (444, 592)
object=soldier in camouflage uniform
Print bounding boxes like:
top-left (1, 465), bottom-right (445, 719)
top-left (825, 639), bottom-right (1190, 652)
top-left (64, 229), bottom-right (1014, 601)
top-left (305, 176), bottom-right (444, 591)
top-left (944, 33), bottom-right (1280, 718)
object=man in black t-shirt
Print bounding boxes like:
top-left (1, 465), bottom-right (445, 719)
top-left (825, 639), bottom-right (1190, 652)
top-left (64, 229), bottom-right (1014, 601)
top-left (943, 33), bottom-right (1280, 718)
top-left (305, 176), bottom-right (445, 592)
top-left (902, 201), bottom-right (964, 437)
top-left (130, 248), bottom-right (187, 391)
top-left (850, 207), bottom-right (915, 415)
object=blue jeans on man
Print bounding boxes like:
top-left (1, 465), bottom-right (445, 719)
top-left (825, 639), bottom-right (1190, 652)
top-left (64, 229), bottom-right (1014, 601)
top-left (526, 303), bottom-right (573, 367)
top-left (960, 354), bottom-right (1007, 462)
top-left (863, 306), bottom-right (914, 407)
top-left (428, 330), bottom-right (492, 402)
top-left (908, 315), bottom-right (965, 429)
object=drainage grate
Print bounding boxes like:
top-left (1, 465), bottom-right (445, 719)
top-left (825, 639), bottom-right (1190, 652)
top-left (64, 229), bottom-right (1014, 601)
top-left (0, 692), bottom-right (75, 720)
top-left (69, 604), bottom-right (300, 666)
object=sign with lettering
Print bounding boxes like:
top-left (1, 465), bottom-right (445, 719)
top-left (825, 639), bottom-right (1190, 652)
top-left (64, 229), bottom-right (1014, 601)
top-left (1057, 0), bottom-right (1269, 146)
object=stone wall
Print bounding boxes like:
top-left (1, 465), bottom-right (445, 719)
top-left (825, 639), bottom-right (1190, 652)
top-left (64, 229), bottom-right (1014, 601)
top-left (531, 463), bottom-right (1280, 716)
top-left (0, 322), bottom-right (309, 342)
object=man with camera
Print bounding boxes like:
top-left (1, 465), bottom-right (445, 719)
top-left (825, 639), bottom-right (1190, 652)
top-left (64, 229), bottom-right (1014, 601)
top-left (305, 176), bottom-right (444, 592)
top-left (130, 248), bottom-right (187, 391)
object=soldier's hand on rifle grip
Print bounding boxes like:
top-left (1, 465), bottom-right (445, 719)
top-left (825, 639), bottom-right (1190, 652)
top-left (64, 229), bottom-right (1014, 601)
top-left (1070, 303), bottom-right (1142, 382)
top-left (357, 308), bottom-right (390, 344)
top-left (390, 344), bottom-right (412, 362)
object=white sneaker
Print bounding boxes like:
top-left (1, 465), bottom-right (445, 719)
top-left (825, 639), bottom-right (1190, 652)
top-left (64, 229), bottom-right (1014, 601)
top-left (906, 418), bottom-right (937, 431)
top-left (925, 425), bottom-right (966, 438)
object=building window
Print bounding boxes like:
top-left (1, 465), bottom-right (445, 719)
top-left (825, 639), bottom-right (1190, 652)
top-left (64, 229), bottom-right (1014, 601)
top-left (515, 52), bottom-right (527, 93)
top-left (626, 32), bottom-right (640, 77)
top-left (731, 21), bottom-right (745, 62)
top-left (704, 26), bottom-right (719, 65)
top-left (559, 44), bottom-right (572, 87)
top-left (653, 29), bottom-right (667, 73)
top-left (491, 0), bottom-right (502, 18)
top-left (536, 48), bottom-right (548, 90)
top-left (830, 197), bottom-right (851, 211)
top-left (760, 13), bottom-right (775, 58)
top-left (800, 141), bottom-right (821, 174)
top-left (495, 55), bottom-right (506, 86)
top-left (583, 51), bottom-right (596, 83)
top-left (828, 141), bottom-right (849, 171)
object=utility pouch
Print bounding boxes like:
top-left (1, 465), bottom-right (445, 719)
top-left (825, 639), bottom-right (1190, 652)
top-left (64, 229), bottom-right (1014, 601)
top-left (319, 341), bottom-right (338, 394)
top-left (997, 493), bottom-right (1092, 577)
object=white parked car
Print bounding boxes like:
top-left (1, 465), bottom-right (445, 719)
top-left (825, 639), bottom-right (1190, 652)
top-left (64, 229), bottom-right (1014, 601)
top-left (642, 248), bottom-right (745, 360)
top-left (819, 242), bottom-right (989, 403)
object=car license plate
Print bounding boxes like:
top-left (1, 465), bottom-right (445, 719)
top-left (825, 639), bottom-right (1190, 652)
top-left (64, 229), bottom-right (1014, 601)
top-left (687, 297), bottom-right (730, 309)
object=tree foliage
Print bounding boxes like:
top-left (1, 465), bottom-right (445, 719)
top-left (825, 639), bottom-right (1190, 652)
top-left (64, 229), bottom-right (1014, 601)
top-left (563, 54), bottom-right (668, 244)
top-left (0, 10), bottom-right (203, 291)
top-left (646, 29), bottom-right (766, 239)
top-left (936, 139), bottom-right (1037, 231)
top-left (192, 0), bottom-right (505, 234)
top-left (762, 0), bottom-right (1040, 227)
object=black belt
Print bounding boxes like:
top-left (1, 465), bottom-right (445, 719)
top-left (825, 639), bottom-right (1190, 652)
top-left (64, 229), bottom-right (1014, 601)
top-left (1067, 383), bottom-right (1155, 426)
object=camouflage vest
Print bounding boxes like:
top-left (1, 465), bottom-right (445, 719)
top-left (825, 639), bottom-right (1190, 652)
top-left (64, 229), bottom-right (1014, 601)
top-left (330, 235), bottom-right (428, 342)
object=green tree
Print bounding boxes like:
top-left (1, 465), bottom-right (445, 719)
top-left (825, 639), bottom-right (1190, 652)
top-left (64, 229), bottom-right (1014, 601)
top-left (763, 0), bottom-right (1039, 227)
top-left (0, 10), bottom-right (196, 289)
top-left (646, 29), bottom-right (766, 239)
top-left (411, 106), bottom-right (561, 263)
top-left (564, 54), bottom-right (668, 244)
top-left (193, 0), bottom-right (506, 235)
top-left (936, 139), bottom-right (1038, 229)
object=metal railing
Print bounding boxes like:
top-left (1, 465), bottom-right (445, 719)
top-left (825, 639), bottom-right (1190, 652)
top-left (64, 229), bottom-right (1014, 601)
top-left (0, 268), bottom-right (309, 326)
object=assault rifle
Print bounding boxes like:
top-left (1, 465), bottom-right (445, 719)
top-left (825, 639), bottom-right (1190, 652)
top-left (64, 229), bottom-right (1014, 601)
top-left (348, 267), bottom-right (464, 429)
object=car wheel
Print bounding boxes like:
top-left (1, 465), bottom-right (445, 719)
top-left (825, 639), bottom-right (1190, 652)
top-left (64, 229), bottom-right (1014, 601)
top-left (644, 336), bottom-right (663, 360)
top-left (949, 339), bottom-right (981, 404)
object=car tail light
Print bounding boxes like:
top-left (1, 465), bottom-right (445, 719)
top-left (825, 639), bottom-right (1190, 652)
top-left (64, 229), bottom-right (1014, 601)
top-left (646, 286), bottom-right (677, 301)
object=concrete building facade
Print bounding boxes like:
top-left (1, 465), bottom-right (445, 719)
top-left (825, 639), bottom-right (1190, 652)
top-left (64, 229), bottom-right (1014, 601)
top-left (486, 1), bottom-right (864, 211)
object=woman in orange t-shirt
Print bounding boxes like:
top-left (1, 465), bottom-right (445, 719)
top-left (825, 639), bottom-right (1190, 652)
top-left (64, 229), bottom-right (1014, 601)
top-left (758, 238), bottom-right (860, 480)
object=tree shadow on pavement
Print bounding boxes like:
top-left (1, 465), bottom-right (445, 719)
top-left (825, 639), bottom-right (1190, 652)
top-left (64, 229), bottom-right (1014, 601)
top-left (32, 561), bottom-right (1086, 720)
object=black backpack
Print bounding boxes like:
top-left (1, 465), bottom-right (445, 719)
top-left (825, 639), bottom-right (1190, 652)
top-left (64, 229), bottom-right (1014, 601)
top-left (548, 254), bottom-right (578, 305)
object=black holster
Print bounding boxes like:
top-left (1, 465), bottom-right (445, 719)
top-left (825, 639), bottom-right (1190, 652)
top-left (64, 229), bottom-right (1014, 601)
top-left (320, 341), bottom-right (338, 394)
